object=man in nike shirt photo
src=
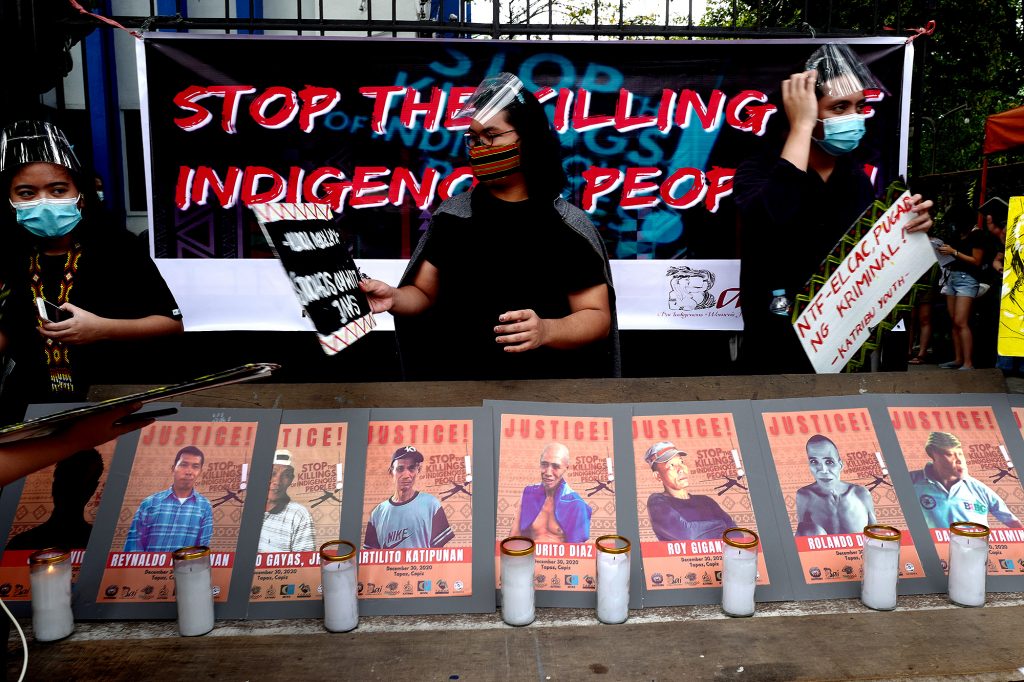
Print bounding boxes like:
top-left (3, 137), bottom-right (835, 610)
top-left (363, 446), bottom-right (455, 549)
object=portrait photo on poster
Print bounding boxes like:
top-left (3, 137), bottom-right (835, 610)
top-left (630, 401), bottom-right (793, 606)
top-left (0, 402), bottom-right (152, 616)
top-left (352, 407), bottom-right (495, 616)
top-left (879, 393), bottom-right (1024, 592)
top-left (75, 407), bottom-right (282, 619)
top-left (246, 409), bottom-right (370, 619)
top-left (753, 396), bottom-right (938, 600)
top-left (489, 400), bottom-right (639, 609)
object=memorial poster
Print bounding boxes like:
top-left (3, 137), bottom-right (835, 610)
top-left (97, 420), bottom-right (257, 603)
top-left (495, 413), bottom-right (616, 593)
top-left (761, 407), bottom-right (925, 584)
top-left (887, 405), bottom-right (1024, 576)
top-left (632, 413), bottom-right (769, 591)
top-left (359, 419), bottom-right (474, 599)
top-left (0, 440), bottom-right (117, 601)
top-left (250, 421), bottom-right (348, 603)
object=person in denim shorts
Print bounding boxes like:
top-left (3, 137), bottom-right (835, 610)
top-left (936, 207), bottom-right (988, 369)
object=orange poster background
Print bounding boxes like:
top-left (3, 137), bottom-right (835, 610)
top-left (358, 419), bottom-right (474, 599)
top-left (762, 408), bottom-right (925, 584)
top-left (632, 414), bottom-right (769, 590)
top-left (888, 405), bottom-right (1024, 576)
top-left (0, 439), bottom-right (118, 601)
top-left (97, 421), bottom-right (257, 603)
top-left (496, 414), bottom-right (615, 593)
top-left (251, 422), bottom-right (348, 603)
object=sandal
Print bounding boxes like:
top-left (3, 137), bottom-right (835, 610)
top-left (907, 356), bottom-right (924, 365)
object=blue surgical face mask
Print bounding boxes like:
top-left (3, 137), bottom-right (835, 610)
top-left (10, 195), bottom-right (83, 238)
top-left (813, 113), bottom-right (866, 156)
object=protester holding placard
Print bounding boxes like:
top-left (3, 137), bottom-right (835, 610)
top-left (359, 73), bottom-right (618, 380)
top-left (0, 121), bottom-right (183, 422)
top-left (735, 43), bottom-right (933, 373)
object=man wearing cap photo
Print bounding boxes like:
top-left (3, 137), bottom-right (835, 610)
top-left (511, 442), bottom-right (592, 544)
top-left (795, 435), bottom-right (876, 536)
top-left (363, 446), bottom-right (455, 549)
top-left (910, 432), bottom-right (1023, 530)
top-left (644, 441), bottom-right (736, 542)
top-left (124, 445), bottom-right (213, 552)
top-left (258, 449), bottom-right (316, 553)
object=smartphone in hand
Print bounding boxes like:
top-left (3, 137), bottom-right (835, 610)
top-left (36, 297), bottom-right (71, 323)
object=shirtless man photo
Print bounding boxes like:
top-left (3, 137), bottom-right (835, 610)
top-left (511, 442), bottom-right (592, 544)
top-left (795, 434), bottom-right (876, 536)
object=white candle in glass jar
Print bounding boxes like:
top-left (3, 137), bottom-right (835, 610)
top-left (321, 540), bottom-right (359, 632)
top-left (29, 549), bottom-right (74, 642)
top-left (860, 525), bottom-right (901, 611)
top-left (172, 546), bottom-right (215, 637)
top-left (595, 535), bottom-right (631, 624)
top-left (500, 537), bottom-right (536, 626)
top-left (948, 522), bottom-right (989, 608)
top-left (721, 528), bottom-right (759, 617)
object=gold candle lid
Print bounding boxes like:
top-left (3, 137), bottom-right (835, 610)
top-left (320, 540), bottom-right (356, 562)
top-left (950, 522), bottom-right (990, 538)
top-left (500, 536), bottom-right (536, 556)
top-left (595, 534), bottom-right (631, 554)
top-left (28, 547), bottom-right (71, 565)
top-left (172, 545), bottom-right (211, 561)
top-left (722, 527), bottom-right (759, 549)
top-left (863, 525), bottom-right (902, 542)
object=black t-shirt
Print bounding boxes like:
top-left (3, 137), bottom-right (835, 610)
top-left (734, 154), bottom-right (876, 373)
top-left (948, 228), bottom-right (989, 281)
top-left (0, 224), bottom-right (182, 414)
top-left (409, 190), bottom-right (608, 380)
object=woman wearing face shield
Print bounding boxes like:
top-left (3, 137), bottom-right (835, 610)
top-left (0, 121), bottom-right (183, 422)
top-left (734, 44), bottom-right (933, 374)
top-left (359, 73), bottom-right (618, 380)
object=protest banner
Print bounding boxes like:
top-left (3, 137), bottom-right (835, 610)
top-left (632, 413), bottom-right (770, 592)
top-left (760, 407), bottom-right (925, 585)
top-left (886, 405), bottom-right (1024, 576)
top-left (249, 421), bottom-right (348, 604)
top-left (495, 413), bottom-right (616, 595)
top-left (793, 187), bottom-right (937, 373)
top-left (252, 203), bottom-right (375, 353)
top-left (97, 420), bottom-right (258, 604)
top-left (358, 419), bottom-right (475, 599)
top-left (138, 35), bottom-right (912, 332)
top-left (0, 440), bottom-right (117, 602)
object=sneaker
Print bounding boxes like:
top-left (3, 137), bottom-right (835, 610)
top-left (938, 361), bottom-right (962, 369)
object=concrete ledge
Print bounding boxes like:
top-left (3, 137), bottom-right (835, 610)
top-left (9, 594), bottom-right (1024, 680)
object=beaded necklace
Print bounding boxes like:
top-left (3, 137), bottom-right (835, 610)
top-left (28, 243), bottom-right (82, 394)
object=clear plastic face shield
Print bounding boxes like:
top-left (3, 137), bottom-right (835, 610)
top-left (455, 72), bottom-right (528, 128)
top-left (0, 120), bottom-right (81, 175)
top-left (805, 43), bottom-right (881, 100)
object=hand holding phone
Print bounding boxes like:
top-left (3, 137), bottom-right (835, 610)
top-left (36, 297), bottom-right (71, 323)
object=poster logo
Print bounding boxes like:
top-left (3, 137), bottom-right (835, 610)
top-left (999, 559), bottom-right (1015, 571)
top-left (808, 567), bottom-right (822, 579)
top-left (417, 580), bottom-right (432, 593)
top-left (667, 265), bottom-right (716, 311)
top-left (919, 495), bottom-right (936, 510)
top-left (651, 573), bottom-right (664, 586)
top-left (280, 584), bottom-right (295, 596)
